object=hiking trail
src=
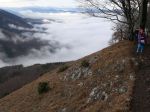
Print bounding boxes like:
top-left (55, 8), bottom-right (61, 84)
top-left (131, 44), bottom-right (150, 112)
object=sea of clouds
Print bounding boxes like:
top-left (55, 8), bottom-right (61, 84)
top-left (0, 10), bottom-right (113, 67)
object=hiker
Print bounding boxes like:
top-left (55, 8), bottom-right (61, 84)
top-left (136, 28), bottom-right (147, 53)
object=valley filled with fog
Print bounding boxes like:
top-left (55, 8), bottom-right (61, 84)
top-left (0, 10), bottom-right (113, 67)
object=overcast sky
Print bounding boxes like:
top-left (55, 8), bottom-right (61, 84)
top-left (0, 0), bottom-right (77, 8)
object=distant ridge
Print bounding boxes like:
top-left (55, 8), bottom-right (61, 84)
top-left (0, 9), bottom-right (32, 29)
top-left (3, 7), bottom-right (85, 13)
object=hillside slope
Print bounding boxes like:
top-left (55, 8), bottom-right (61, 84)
top-left (0, 63), bottom-right (64, 99)
top-left (0, 41), bottom-right (138, 112)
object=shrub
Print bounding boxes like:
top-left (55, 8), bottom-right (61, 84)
top-left (80, 60), bottom-right (90, 68)
top-left (2, 92), bottom-right (9, 97)
top-left (57, 65), bottom-right (69, 73)
top-left (38, 82), bottom-right (49, 94)
top-left (42, 64), bottom-right (51, 69)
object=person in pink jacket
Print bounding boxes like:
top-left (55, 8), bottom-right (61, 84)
top-left (136, 28), bottom-right (147, 53)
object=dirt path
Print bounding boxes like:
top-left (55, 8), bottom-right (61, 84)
top-left (131, 45), bottom-right (150, 112)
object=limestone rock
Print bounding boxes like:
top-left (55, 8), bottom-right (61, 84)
top-left (64, 67), bottom-right (92, 81)
top-left (87, 87), bottom-right (108, 103)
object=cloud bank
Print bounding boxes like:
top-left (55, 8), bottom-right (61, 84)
top-left (0, 11), bottom-right (113, 67)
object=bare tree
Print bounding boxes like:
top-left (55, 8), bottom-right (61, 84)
top-left (109, 21), bottom-right (130, 45)
top-left (78, 0), bottom-right (142, 39)
top-left (140, 0), bottom-right (149, 29)
top-left (147, 4), bottom-right (150, 32)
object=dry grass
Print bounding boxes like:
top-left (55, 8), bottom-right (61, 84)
top-left (0, 40), bottom-right (136, 112)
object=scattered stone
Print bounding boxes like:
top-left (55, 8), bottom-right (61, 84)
top-left (61, 108), bottom-right (67, 112)
top-left (102, 82), bottom-right (112, 89)
top-left (63, 75), bottom-right (68, 81)
top-left (82, 68), bottom-right (93, 77)
top-left (89, 87), bottom-right (99, 97)
top-left (122, 59), bottom-right (126, 64)
top-left (58, 108), bottom-right (67, 112)
top-left (78, 82), bottom-right (84, 87)
top-left (118, 86), bottom-right (128, 94)
top-left (129, 73), bottom-right (135, 81)
top-left (64, 67), bottom-right (93, 81)
top-left (87, 87), bottom-right (108, 103)
top-left (114, 75), bottom-right (119, 80)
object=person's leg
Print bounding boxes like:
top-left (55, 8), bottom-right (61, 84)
top-left (136, 43), bottom-right (141, 53)
top-left (140, 44), bottom-right (144, 53)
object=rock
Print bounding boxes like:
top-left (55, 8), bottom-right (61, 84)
top-left (78, 82), bottom-right (84, 87)
top-left (89, 87), bottom-right (99, 97)
top-left (63, 68), bottom-right (82, 81)
top-left (114, 75), bottom-right (119, 80)
top-left (63, 67), bottom-right (92, 81)
top-left (63, 75), bottom-right (68, 81)
top-left (87, 87), bottom-right (108, 103)
top-left (129, 73), bottom-right (135, 81)
top-left (101, 92), bottom-right (108, 101)
top-left (60, 108), bottom-right (67, 112)
top-left (83, 68), bottom-right (92, 77)
top-left (102, 82), bottom-right (112, 89)
top-left (118, 86), bottom-right (128, 94)
top-left (58, 108), bottom-right (72, 112)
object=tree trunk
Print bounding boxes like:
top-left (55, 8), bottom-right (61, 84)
top-left (147, 2), bottom-right (150, 32)
top-left (140, 0), bottom-right (148, 29)
top-left (129, 25), bottom-right (134, 40)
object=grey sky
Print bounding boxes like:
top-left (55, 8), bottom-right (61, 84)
top-left (0, 0), bottom-right (78, 8)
